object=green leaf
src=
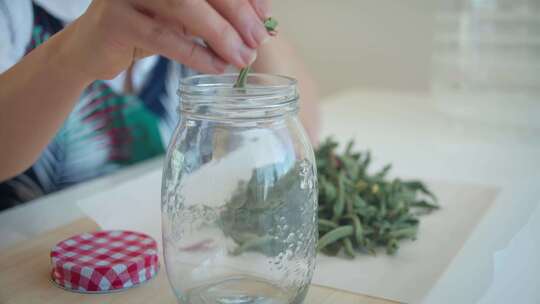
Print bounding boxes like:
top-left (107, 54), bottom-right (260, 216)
top-left (386, 238), bottom-right (399, 255)
top-left (317, 226), bottom-right (354, 251)
top-left (319, 219), bottom-right (339, 231)
top-left (332, 172), bottom-right (346, 221)
top-left (343, 237), bottom-right (356, 258)
top-left (345, 140), bottom-right (355, 155)
top-left (264, 17), bottom-right (279, 32)
top-left (232, 235), bottom-right (273, 255)
top-left (389, 226), bottom-right (418, 240)
top-left (344, 214), bottom-right (364, 244)
top-left (410, 200), bottom-right (439, 212)
top-left (403, 181), bottom-right (438, 203)
top-left (375, 164), bottom-right (392, 179)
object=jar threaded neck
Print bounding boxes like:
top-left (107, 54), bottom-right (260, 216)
top-left (178, 74), bottom-right (299, 121)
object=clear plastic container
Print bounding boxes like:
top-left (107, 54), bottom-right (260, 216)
top-left (432, 0), bottom-right (540, 128)
top-left (161, 74), bottom-right (318, 304)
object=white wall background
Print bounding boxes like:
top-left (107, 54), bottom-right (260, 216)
top-left (274, 1), bottom-right (436, 97)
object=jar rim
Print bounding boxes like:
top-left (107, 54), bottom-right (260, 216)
top-left (178, 73), bottom-right (299, 121)
top-left (180, 73), bottom-right (298, 91)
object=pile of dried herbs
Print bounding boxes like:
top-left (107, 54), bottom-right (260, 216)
top-left (316, 138), bottom-right (439, 256)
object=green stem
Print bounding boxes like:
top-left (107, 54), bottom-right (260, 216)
top-left (233, 66), bottom-right (251, 88)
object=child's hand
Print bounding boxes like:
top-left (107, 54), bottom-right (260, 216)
top-left (59, 0), bottom-right (271, 80)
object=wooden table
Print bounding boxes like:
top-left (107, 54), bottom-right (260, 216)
top-left (0, 218), bottom-right (397, 304)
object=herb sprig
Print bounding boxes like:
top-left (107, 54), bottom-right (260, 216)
top-left (316, 138), bottom-right (439, 256)
top-left (234, 17), bottom-right (278, 88)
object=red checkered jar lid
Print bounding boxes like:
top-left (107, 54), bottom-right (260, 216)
top-left (50, 230), bottom-right (159, 293)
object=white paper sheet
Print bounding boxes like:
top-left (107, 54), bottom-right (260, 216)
top-left (77, 169), bottom-right (163, 243)
top-left (78, 169), bottom-right (498, 303)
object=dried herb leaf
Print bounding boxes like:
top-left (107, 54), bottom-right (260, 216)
top-left (318, 225), bottom-right (354, 251)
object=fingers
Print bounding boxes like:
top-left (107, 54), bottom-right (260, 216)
top-left (124, 9), bottom-right (228, 74)
top-left (249, 0), bottom-right (272, 20)
top-left (130, 0), bottom-right (258, 68)
top-left (171, 0), bottom-right (257, 68)
top-left (128, 0), bottom-right (272, 69)
top-left (207, 0), bottom-right (269, 48)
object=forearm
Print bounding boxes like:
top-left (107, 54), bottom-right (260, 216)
top-left (0, 22), bottom-right (93, 181)
top-left (252, 35), bottom-right (320, 143)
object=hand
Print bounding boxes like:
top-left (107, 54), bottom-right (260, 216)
top-left (59, 0), bottom-right (272, 80)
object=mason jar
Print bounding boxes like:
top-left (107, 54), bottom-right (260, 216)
top-left (161, 74), bottom-right (318, 304)
top-left (432, 0), bottom-right (540, 128)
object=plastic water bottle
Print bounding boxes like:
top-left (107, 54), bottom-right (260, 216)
top-left (432, 0), bottom-right (540, 128)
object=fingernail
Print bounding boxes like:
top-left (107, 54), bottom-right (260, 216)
top-left (248, 51), bottom-right (258, 65)
top-left (253, 24), bottom-right (270, 46)
top-left (238, 45), bottom-right (257, 66)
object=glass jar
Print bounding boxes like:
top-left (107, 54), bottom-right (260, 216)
top-left (161, 74), bottom-right (318, 304)
top-left (432, 0), bottom-right (540, 128)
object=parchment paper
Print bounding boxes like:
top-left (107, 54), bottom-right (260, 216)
top-left (313, 182), bottom-right (498, 303)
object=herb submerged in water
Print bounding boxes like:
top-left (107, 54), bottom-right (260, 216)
top-left (316, 138), bottom-right (439, 256)
top-left (219, 161), bottom-right (309, 257)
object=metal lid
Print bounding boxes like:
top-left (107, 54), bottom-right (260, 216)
top-left (50, 230), bottom-right (159, 293)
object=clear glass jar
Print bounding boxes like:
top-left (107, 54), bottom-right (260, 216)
top-left (432, 0), bottom-right (540, 128)
top-left (161, 74), bottom-right (318, 304)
